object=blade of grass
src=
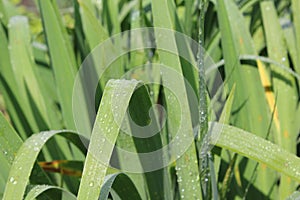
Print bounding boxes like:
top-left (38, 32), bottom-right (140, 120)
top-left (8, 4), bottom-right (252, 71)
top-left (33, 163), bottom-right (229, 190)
top-left (183, 0), bottom-right (195, 36)
top-left (0, 21), bottom-right (31, 138)
top-left (216, 0), bottom-right (270, 137)
top-left (126, 81), bottom-right (166, 199)
top-left (78, 0), bottom-right (109, 50)
top-left (292, 0), bottom-right (300, 74)
top-left (9, 16), bottom-right (81, 166)
top-left (78, 79), bottom-right (166, 199)
top-left (0, 0), bottom-right (18, 26)
top-left (211, 122), bottom-right (300, 182)
top-left (0, 0), bottom-right (8, 26)
top-left (0, 112), bottom-right (23, 194)
top-left (283, 19), bottom-right (298, 73)
top-left (2, 130), bottom-right (87, 200)
top-left (151, 0), bottom-right (203, 199)
top-left (102, 0), bottom-right (121, 35)
top-left (74, 1), bottom-right (125, 134)
top-left (214, 84), bottom-right (235, 182)
top-left (99, 173), bottom-right (141, 200)
top-left (8, 16), bottom-right (50, 130)
top-left (261, 2), bottom-right (298, 198)
top-left (216, 0), bottom-right (276, 197)
top-left (77, 79), bottom-right (140, 200)
top-left (197, 1), bottom-right (211, 198)
top-left (38, 0), bottom-right (77, 129)
top-left (25, 185), bottom-right (77, 200)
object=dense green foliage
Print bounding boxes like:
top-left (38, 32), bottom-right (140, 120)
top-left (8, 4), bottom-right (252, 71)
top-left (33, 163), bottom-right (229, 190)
top-left (0, 0), bottom-right (300, 199)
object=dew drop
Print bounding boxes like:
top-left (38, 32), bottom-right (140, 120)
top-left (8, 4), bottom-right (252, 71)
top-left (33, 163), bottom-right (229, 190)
top-left (9, 177), bottom-right (17, 184)
top-left (177, 177), bottom-right (182, 182)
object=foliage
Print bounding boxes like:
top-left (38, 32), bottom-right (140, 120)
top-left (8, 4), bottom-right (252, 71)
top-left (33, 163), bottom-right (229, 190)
top-left (0, 0), bottom-right (300, 199)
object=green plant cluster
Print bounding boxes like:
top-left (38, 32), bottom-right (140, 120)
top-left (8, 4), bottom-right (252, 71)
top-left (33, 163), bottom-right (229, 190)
top-left (0, 0), bottom-right (300, 199)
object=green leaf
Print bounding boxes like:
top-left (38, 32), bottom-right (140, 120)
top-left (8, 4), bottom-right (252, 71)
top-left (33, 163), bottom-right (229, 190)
top-left (2, 130), bottom-right (87, 200)
top-left (78, 79), bottom-right (165, 200)
top-left (8, 16), bottom-right (50, 131)
top-left (78, 0), bottom-right (109, 50)
top-left (77, 79), bottom-right (140, 200)
top-left (38, 0), bottom-right (77, 129)
top-left (151, 0), bottom-right (202, 199)
top-left (8, 17), bottom-right (80, 165)
top-left (261, 2), bottom-right (298, 197)
top-left (292, 0), bottom-right (300, 73)
top-left (212, 122), bottom-right (300, 183)
top-left (99, 173), bottom-right (141, 200)
top-left (216, 0), bottom-right (276, 196)
top-left (0, 20), bottom-right (30, 137)
top-left (0, 0), bottom-right (18, 26)
top-left (102, 0), bottom-right (121, 35)
top-left (25, 185), bottom-right (77, 200)
top-left (216, 0), bottom-right (270, 136)
top-left (214, 84), bottom-right (236, 181)
top-left (0, 112), bottom-right (23, 194)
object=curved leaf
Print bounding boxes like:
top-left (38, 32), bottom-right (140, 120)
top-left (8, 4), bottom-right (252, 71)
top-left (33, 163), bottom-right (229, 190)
top-left (25, 185), bottom-right (77, 200)
top-left (2, 130), bottom-right (87, 200)
top-left (77, 79), bottom-right (165, 200)
top-left (212, 122), bottom-right (300, 182)
top-left (99, 173), bottom-right (141, 200)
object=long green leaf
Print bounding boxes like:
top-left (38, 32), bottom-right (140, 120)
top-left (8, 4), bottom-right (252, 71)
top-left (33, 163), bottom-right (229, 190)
top-left (151, 0), bottom-right (202, 199)
top-left (292, 0), bottom-right (300, 74)
top-left (0, 20), bottom-right (30, 137)
top-left (25, 185), bottom-right (77, 200)
top-left (8, 16), bottom-right (79, 165)
top-left (77, 79), bottom-right (140, 200)
top-left (77, 79), bottom-right (165, 199)
top-left (38, 0), bottom-right (77, 129)
top-left (2, 130), bottom-right (87, 200)
top-left (261, 2), bottom-right (298, 198)
top-left (216, 0), bottom-right (275, 197)
top-left (212, 122), bottom-right (300, 183)
top-left (8, 16), bottom-right (50, 131)
top-left (0, 112), bottom-right (23, 195)
top-left (214, 84), bottom-right (236, 182)
top-left (78, 0), bottom-right (109, 50)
